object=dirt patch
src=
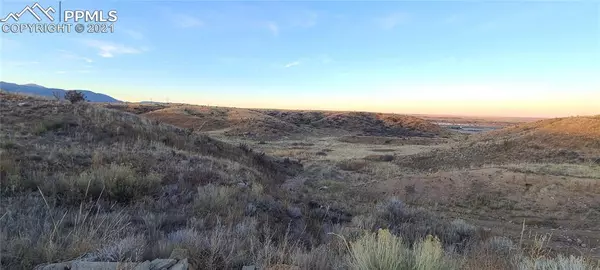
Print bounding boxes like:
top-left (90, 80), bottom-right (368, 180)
top-left (339, 135), bottom-right (448, 145)
top-left (364, 154), bottom-right (395, 162)
top-left (370, 148), bottom-right (396, 152)
top-left (102, 103), bottom-right (168, 115)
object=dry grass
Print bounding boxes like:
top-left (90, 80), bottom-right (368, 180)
top-left (480, 115), bottom-right (600, 151)
top-left (502, 163), bottom-right (600, 179)
top-left (1, 92), bottom-right (598, 269)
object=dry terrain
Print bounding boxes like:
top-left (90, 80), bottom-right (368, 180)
top-left (102, 103), bottom-right (449, 140)
top-left (2, 93), bottom-right (600, 269)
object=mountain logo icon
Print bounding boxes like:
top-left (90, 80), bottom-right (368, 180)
top-left (0, 2), bottom-right (56, 22)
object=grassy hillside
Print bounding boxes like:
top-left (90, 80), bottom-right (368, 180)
top-left (484, 115), bottom-right (600, 151)
top-left (104, 103), bottom-right (447, 140)
top-left (0, 93), bottom-right (305, 268)
top-left (396, 116), bottom-right (600, 171)
top-left (2, 93), bottom-right (597, 269)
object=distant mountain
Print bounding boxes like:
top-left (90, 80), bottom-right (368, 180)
top-left (0, 81), bottom-right (121, 103)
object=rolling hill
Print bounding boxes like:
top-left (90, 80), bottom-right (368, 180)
top-left (395, 115), bottom-right (600, 171)
top-left (102, 103), bottom-right (448, 140)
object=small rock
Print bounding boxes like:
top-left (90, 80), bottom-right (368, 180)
top-left (581, 244), bottom-right (587, 248)
top-left (149, 259), bottom-right (177, 270)
top-left (169, 258), bottom-right (188, 270)
top-left (17, 102), bottom-right (29, 107)
top-left (34, 262), bottom-right (72, 270)
top-left (134, 261), bottom-right (151, 270)
top-left (576, 238), bottom-right (583, 244)
top-left (71, 262), bottom-right (138, 270)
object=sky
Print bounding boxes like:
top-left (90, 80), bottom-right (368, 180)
top-left (0, 0), bottom-right (599, 117)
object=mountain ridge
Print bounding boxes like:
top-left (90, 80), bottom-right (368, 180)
top-left (0, 81), bottom-right (121, 103)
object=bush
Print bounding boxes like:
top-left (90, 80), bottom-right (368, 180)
top-left (348, 229), bottom-right (409, 270)
top-left (337, 159), bottom-right (368, 171)
top-left (376, 199), bottom-right (479, 251)
top-left (57, 164), bottom-right (162, 203)
top-left (194, 184), bottom-right (237, 216)
top-left (517, 254), bottom-right (598, 270)
top-left (347, 229), bottom-right (458, 270)
top-left (64, 90), bottom-right (87, 103)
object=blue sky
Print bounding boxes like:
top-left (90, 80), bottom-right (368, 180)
top-left (1, 0), bottom-right (599, 117)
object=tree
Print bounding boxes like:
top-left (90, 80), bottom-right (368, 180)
top-left (64, 90), bottom-right (87, 104)
top-left (52, 90), bottom-right (62, 101)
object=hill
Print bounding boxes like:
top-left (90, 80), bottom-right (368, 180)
top-left (482, 115), bottom-right (600, 151)
top-left (2, 92), bottom-right (598, 269)
top-left (0, 81), bottom-right (121, 103)
top-left (0, 92), bottom-right (305, 268)
top-left (103, 103), bottom-right (447, 140)
top-left (396, 115), bottom-right (600, 171)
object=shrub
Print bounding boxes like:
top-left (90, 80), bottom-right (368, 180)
top-left (88, 234), bottom-right (146, 262)
top-left (337, 160), bottom-right (368, 171)
top-left (348, 229), bottom-right (409, 270)
top-left (194, 184), bottom-right (238, 217)
top-left (413, 235), bottom-right (447, 270)
top-left (59, 164), bottom-right (162, 203)
top-left (517, 254), bottom-right (598, 270)
top-left (64, 90), bottom-right (87, 104)
top-left (347, 229), bottom-right (458, 270)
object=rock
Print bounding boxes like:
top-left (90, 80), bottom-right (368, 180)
top-left (242, 266), bottom-right (256, 270)
top-left (17, 102), bottom-right (29, 107)
top-left (149, 259), bottom-right (177, 270)
top-left (71, 262), bottom-right (138, 270)
top-left (576, 238), bottom-right (583, 244)
top-left (34, 262), bottom-right (72, 270)
top-left (169, 248), bottom-right (189, 260)
top-left (169, 259), bottom-right (188, 270)
top-left (134, 261), bottom-right (151, 270)
top-left (286, 206), bottom-right (302, 219)
top-left (581, 244), bottom-right (587, 248)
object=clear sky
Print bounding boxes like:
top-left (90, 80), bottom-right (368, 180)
top-left (1, 0), bottom-right (599, 117)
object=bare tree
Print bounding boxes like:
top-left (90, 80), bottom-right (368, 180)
top-left (52, 90), bottom-right (62, 101)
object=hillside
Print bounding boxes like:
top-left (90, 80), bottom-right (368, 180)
top-left (2, 93), bottom-right (599, 269)
top-left (0, 81), bottom-right (121, 103)
top-left (481, 115), bottom-right (600, 151)
top-left (0, 92), bottom-right (304, 268)
top-left (396, 115), bottom-right (600, 171)
top-left (104, 103), bottom-right (447, 140)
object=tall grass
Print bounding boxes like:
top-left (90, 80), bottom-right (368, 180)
top-left (347, 229), bottom-right (458, 270)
